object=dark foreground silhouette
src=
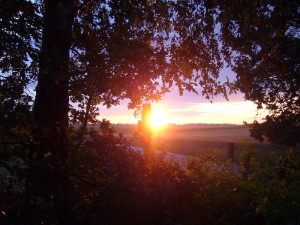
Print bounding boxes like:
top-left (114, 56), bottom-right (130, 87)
top-left (1, 124), bottom-right (299, 225)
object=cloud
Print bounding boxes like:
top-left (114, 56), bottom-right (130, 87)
top-left (165, 101), bottom-right (268, 124)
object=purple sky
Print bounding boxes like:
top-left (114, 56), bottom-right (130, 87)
top-left (98, 90), bottom-right (267, 124)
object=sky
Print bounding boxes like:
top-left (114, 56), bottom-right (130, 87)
top-left (26, 76), bottom-right (267, 125)
top-left (97, 68), bottom-right (268, 125)
top-left (98, 89), bottom-right (268, 125)
top-left (25, 67), bottom-right (267, 125)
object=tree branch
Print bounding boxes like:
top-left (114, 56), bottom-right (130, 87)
top-left (76, 89), bottom-right (96, 148)
top-left (71, 47), bottom-right (83, 58)
top-left (0, 141), bottom-right (24, 145)
top-left (77, 0), bottom-right (94, 12)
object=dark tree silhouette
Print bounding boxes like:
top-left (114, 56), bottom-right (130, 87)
top-left (33, 0), bottom-right (75, 156)
top-left (217, 0), bottom-right (300, 145)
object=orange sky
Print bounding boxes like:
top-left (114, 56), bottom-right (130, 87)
top-left (98, 91), bottom-right (268, 125)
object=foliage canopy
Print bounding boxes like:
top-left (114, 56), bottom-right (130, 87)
top-left (1, 0), bottom-right (299, 146)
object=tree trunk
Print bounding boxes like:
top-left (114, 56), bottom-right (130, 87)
top-left (25, 1), bottom-right (76, 223)
top-left (33, 0), bottom-right (75, 157)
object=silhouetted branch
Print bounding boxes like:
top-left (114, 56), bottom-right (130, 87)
top-left (0, 141), bottom-right (24, 145)
top-left (71, 47), bottom-right (83, 58)
top-left (70, 173), bottom-right (112, 190)
top-left (76, 90), bottom-right (95, 148)
top-left (77, 0), bottom-right (94, 12)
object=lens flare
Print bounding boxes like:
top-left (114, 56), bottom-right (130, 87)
top-left (150, 109), bottom-right (167, 129)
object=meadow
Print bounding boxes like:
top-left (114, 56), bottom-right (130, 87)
top-left (112, 124), bottom-right (295, 161)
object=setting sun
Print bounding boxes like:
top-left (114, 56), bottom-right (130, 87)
top-left (150, 109), bottom-right (168, 129)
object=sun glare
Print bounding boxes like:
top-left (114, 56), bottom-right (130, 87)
top-left (150, 109), bottom-right (167, 129)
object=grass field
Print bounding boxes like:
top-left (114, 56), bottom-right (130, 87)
top-left (114, 124), bottom-right (300, 159)
top-left (112, 124), bottom-right (297, 161)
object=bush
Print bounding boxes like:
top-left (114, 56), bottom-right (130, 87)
top-left (1, 123), bottom-right (300, 224)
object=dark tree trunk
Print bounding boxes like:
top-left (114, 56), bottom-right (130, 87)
top-left (33, 0), bottom-right (75, 157)
top-left (24, 1), bottom-right (77, 223)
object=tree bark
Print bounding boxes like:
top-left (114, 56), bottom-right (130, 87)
top-left (33, 0), bottom-right (75, 157)
top-left (26, 1), bottom-right (76, 223)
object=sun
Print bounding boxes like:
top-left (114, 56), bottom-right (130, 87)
top-left (150, 109), bottom-right (167, 129)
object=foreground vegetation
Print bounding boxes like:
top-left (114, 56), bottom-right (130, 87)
top-left (1, 122), bottom-right (299, 225)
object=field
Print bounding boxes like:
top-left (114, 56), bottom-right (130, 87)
top-left (112, 124), bottom-right (296, 161)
